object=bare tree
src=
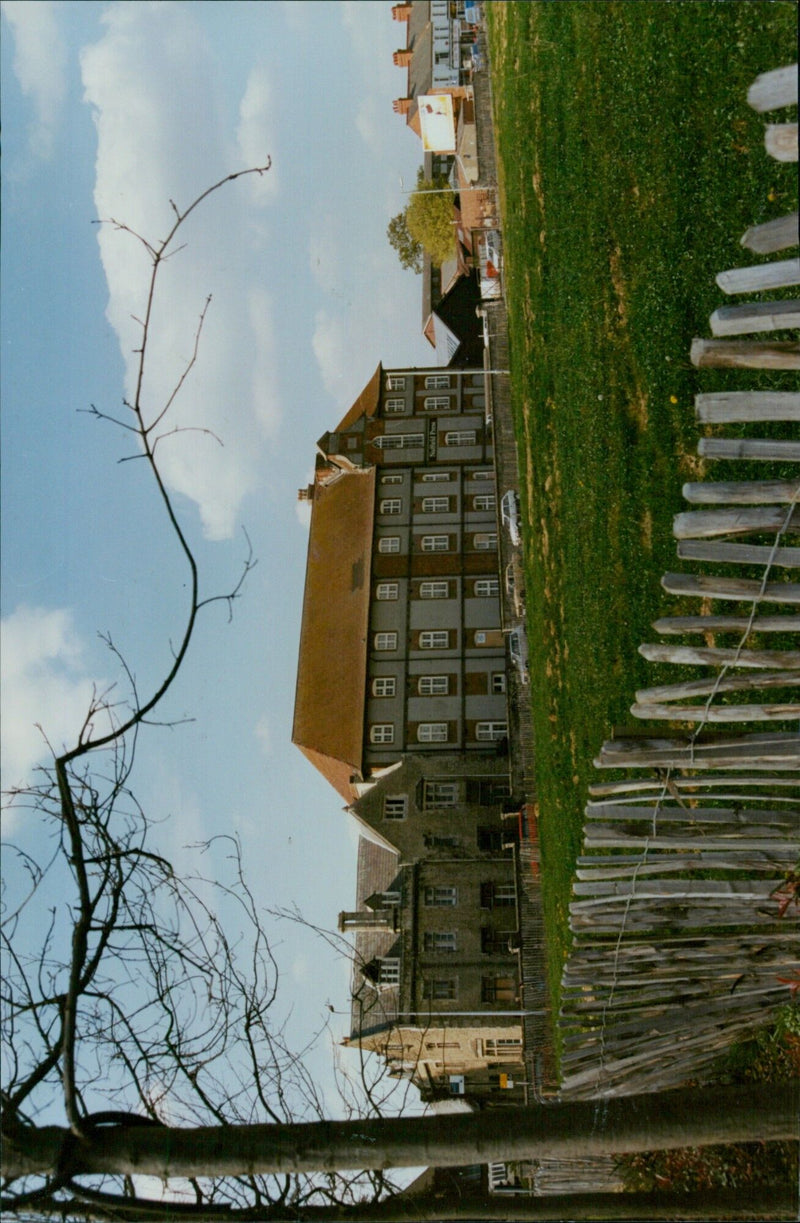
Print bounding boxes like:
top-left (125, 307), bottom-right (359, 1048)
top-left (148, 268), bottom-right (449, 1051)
top-left (0, 167), bottom-right (401, 1220)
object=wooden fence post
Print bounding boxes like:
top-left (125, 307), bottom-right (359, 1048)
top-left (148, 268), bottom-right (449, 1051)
top-left (765, 122), bottom-right (799, 162)
top-left (694, 391), bottom-right (800, 422)
top-left (690, 339), bottom-right (800, 369)
top-left (716, 257), bottom-right (800, 293)
top-left (710, 299), bottom-right (800, 335)
top-left (747, 64), bottom-right (798, 111)
top-left (740, 212), bottom-right (799, 253)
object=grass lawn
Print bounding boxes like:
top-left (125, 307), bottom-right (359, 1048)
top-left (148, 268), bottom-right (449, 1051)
top-left (487, 1), bottom-right (798, 1019)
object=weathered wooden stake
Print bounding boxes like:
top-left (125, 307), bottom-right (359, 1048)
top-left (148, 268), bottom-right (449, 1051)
top-left (639, 643), bottom-right (800, 668)
top-left (697, 437), bottom-right (800, 461)
top-left (716, 257), bottom-right (800, 293)
top-left (677, 539), bottom-right (800, 566)
top-left (674, 505), bottom-right (800, 537)
top-left (695, 390), bottom-right (800, 421)
top-left (690, 338), bottom-right (800, 369)
top-left (710, 298), bottom-right (800, 334)
top-left (747, 63), bottom-right (798, 111)
top-left (681, 478), bottom-right (800, 504)
top-left (631, 701), bottom-right (800, 722)
top-left (661, 571), bottom-right (800, 605)
top-left (765, 122), bottom-right (798, 161)
top-left (740, 212), bottom-right (799, 253)
top-left (654, 614), bottom-right (800, 634)
top-left (635, 669), bottom-right (800, 704)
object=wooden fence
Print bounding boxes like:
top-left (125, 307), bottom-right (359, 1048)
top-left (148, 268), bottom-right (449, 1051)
top-left (558, 65), bottom-right (800, 1099)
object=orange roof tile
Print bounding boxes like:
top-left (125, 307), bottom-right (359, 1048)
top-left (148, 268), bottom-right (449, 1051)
top-left (292, 467), bottom-right (376, 802)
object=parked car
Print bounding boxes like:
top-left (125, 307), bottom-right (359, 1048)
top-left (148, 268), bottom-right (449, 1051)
top-left (508, 624), bottom-right (529, 685)
top-left (501, 490), bottom-right (521, 546)
top-left (505, 558), bottom-right (526, 618)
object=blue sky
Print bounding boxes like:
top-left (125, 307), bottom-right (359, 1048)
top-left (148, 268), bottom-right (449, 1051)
top-left (1, 0), bottom-right (433, 1110)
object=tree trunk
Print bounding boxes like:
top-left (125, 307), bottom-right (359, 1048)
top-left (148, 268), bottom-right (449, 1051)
top-left (3, 1085), bottom-right (797, 1182)
top-left (35, 1184), bottom-right (800, 1221)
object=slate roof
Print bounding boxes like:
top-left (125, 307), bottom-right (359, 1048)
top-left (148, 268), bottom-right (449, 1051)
top-left (349, 836), bottom-right (403, 1041)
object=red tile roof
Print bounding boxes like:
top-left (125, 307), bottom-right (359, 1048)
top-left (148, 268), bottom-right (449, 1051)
top-left (292, 466), bottom-right (376, 802)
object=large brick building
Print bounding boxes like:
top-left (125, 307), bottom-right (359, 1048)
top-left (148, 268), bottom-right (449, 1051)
top-left (292, 364), bottom-right (529, 1105)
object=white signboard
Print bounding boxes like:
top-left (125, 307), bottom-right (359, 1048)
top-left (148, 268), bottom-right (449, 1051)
top-left (419, 93), bottom-right (457, 153)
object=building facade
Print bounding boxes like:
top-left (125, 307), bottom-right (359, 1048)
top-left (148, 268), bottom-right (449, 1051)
top-left (293, 364), bottom-right (527, 1105)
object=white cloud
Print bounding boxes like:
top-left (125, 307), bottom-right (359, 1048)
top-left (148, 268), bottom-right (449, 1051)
top-left (0, 606), bottom-right (107, 791)
top-left (2, 0), bottom-right (67, 160)
top-left (308, 229), bottom-right (342, 296)
top-left (280, 0), bottom-right (312, 36)
top-left (247, 287), bottom-right (282, 439)
top-left (341, 0), bottom-right (402, 150)
top-left (355, 101), bottom-right (383, 155)
top-left (80, 3), bottom-right (282, 540)
top-left (254, 714), bottom-right (273, 756)
top-left (312, 311), bottom-right (349, 399)
top-left (237, 67), bottom-right (279, 203)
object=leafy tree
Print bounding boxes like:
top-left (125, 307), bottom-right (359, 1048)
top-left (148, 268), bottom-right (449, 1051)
top-left (387, 167), bottom-right (456, 271)
top-left (386, 211), bottom-right (423, 274)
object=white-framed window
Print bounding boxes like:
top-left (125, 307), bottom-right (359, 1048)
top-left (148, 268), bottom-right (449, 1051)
top-left (378, 536), bottom-right (400, 554)
top-left (424, 932), bottom-right (457, 952)
top-left (380, 498), bottom-right (402, 515)
top-left (474, 533), bottom-right (497, 550)
top-left (424, 886), bottom-right (457, 907)
top-left (474, 494), bottom-right (496, 511)
top-left (375, 433), bottom-right (424, 450)
top-left (419, 675), bottom-right (449, 696)
top-left (422, 471), bottom-right (451, 482)
top-left (421, 535), bottom-right (449, 552)
top-left (472, 470), bottom-right (495, 480)
top-left (491, 672), bottom-right (507, 694)
top-left (370, 723), bottom-right (395, 744)
top-left (373, 677), bottom-right (397, 697)
top-left (418, 722), bottom-right (448, 743)
top-left (422, 496), bottom-right (449, 513)
top-left (425, 375), bottom-right (451, 389)
top-left (376, 582), bottom-right (399, 600)
top-left (423, 781), bottom-right (458, 808)
top-left (374, 632), bottom-right (397, 651)
top-left (378, 957), bottom-right (400, 985)
top-left (381, 473), bottom-right (403, 485)
top-left (479, 1041), bottom-right (523, 1061)
top-left (476, 721), bottom-right (508, 741)
top-left (386, 375), bottom-right (406, 390)
top-left (420, 630), bottom-right (450, 649)
top-left (423, 396), bottom-right (451, 412)
top-left (487, 883), bottom-right (516, 908)
top-left (383, 795), bottom-right (407, 820)
top-left (444, 430), bottom-right (476, 446)
top-left (475, 578), bottom-right (499, 597)
top-left (384, 398), bottom-right (406, 414)
top-left (420, 580), bottom-right (449, 599)
top-left (423, 978), bottom-right (457, 1000)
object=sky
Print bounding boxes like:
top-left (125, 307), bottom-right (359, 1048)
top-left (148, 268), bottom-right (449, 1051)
top-left (1, 0), bottom-right (435, 1114)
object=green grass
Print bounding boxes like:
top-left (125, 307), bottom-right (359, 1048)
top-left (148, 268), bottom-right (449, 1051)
top-left (487, 1), bottom-right (798, 1018)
